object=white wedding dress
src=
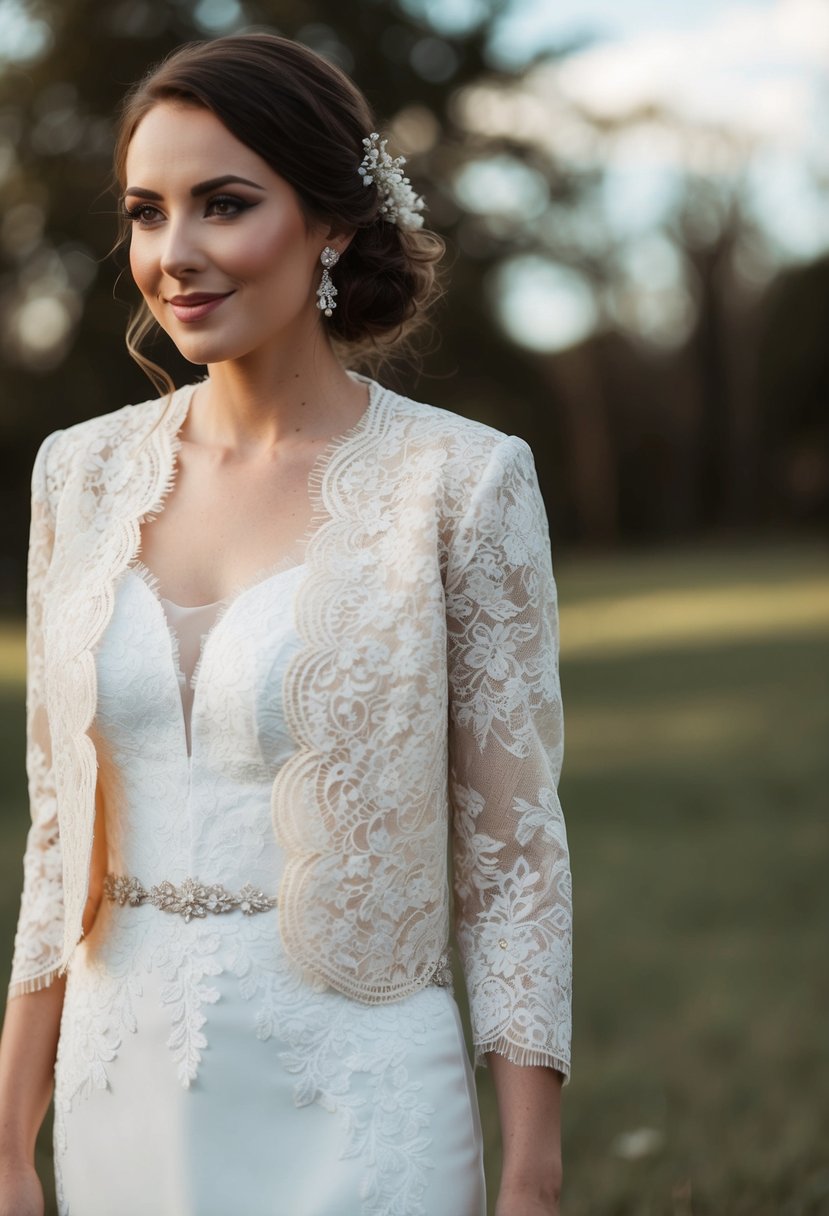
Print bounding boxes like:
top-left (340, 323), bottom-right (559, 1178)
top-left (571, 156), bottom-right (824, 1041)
top-left (52, 556), bottom-right (486, 1216)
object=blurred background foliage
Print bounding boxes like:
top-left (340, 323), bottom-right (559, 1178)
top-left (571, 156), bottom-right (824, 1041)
top-left (0, 1), bottom-right (827, 1213)
top-left (0, 0), bottom-right (827, 599)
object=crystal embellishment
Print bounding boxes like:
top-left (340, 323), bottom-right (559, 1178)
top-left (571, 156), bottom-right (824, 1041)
top-left (103, 872), bottom-right (278, 921)
top-left (316, 244), bottom-right (340, 317)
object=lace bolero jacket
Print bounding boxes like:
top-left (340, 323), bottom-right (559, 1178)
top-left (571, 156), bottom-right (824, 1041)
top-left (7, 374), bottom-right (573, 1080)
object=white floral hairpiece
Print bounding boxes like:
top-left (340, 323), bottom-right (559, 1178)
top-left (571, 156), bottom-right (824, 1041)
top-left (358, 132), bottom-right (426, 231)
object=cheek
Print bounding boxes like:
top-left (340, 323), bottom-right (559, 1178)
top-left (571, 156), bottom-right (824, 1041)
top-left (242, 218), bottom-right (313, 286)
top-left (128, 240), bottom-right (156, 298)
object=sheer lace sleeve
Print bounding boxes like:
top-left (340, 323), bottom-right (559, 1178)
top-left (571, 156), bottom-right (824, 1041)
top-left (446, 434), bottom-right (572, 1081)
top-left (7, 429), bottom-right (66, 1000)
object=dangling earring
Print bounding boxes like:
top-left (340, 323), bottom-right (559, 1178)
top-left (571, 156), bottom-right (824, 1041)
top-left (316, 245), bottom-right (340, 316)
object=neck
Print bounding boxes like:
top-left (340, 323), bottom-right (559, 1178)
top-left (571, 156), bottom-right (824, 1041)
top-left (184, 337), bottom-right (369, 455)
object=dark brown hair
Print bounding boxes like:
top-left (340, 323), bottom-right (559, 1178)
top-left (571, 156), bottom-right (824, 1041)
top-left (111, 32), bottom-right (445, 395)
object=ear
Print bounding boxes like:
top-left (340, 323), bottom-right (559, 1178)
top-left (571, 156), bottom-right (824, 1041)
top-left (325, 222), bottom-right (357, 258)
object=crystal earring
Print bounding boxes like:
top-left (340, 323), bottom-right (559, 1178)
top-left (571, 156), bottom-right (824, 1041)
top-left (316, 245), bottom-right (340, 316)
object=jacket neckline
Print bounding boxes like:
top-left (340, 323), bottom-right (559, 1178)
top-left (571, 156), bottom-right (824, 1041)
top-left (157, 369), bottom-right (386, 465)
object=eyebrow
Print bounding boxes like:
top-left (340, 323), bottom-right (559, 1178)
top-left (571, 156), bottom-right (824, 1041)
top-left (121, 175), bottom-right (266, 202)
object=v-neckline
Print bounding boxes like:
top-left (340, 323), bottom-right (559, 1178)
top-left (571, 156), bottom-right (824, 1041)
top-left (126, 558), bottom-right (307, 760)
top-left (124, 369), bottom-right (385, 761)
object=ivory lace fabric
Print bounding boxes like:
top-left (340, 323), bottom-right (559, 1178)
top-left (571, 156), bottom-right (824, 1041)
top-left (8, 372), bottom-right (573, 1080)
top-left (52, 560), bottom-right (485, 1215)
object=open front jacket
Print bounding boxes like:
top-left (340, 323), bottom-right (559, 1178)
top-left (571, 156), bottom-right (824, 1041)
top-left (8, 373), bottom-right (573, 1080)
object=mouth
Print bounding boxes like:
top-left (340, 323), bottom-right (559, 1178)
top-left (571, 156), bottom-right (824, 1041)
top-left (166, 292), bottom-right (235, 322)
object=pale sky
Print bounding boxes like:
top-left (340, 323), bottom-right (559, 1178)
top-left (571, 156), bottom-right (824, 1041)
top-left (490, 0), bottom-right (745, 64)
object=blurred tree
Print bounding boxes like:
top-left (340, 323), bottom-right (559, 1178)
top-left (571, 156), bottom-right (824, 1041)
top-left (757, 253), bottom-right (829, 531)
top-left (530, 107), bottom-right (828, 547)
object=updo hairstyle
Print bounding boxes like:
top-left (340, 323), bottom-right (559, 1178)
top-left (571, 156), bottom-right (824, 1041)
top-left (110, 32), bottom-right (445, 394)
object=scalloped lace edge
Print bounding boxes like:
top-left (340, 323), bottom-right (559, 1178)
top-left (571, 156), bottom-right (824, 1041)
top-left (56, 382), bottom-right (195, 972)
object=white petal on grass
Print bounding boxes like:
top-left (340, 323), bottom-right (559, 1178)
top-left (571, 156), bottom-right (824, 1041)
top-left (612, 1127), bottom-right (666, 1161)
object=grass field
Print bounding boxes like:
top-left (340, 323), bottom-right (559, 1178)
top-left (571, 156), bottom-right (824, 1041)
top-left (1, 541), bottom-right (827, 1215)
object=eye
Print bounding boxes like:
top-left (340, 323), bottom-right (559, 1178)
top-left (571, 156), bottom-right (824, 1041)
top-left (122, 203), bottom-right (160, 225)
top-left (207, 194), bottom-right (248, 217)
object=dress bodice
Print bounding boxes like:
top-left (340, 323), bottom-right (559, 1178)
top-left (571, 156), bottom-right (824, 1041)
top-left (90, 560), bottom-right (308, 895)
top-left (157, 593), bottom-right (224, 756)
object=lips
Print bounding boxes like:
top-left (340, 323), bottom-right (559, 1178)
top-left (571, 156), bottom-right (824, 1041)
top-left (166, 292), bottom-right (234, 323)
top-left (167, 293), bottom-right (232, 305)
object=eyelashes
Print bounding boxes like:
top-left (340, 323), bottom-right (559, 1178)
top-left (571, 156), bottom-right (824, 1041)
top-left (121, 195), bottom-right (253, 226)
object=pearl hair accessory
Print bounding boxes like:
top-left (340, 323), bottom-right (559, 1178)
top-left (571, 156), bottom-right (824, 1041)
top-left (316, 244), bottom-right (340, 317)
top-left (358, 132), bottom-right (426, 230)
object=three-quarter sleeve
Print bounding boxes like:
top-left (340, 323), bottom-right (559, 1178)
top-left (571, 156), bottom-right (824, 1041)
top-left (7, 429), bottom-right (66, 1000)
top-left (446, 434), bottom-right (572, 1081)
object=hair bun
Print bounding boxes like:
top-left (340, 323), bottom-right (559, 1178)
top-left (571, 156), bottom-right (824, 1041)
top-left (329, 219), bottom-right (444, 351)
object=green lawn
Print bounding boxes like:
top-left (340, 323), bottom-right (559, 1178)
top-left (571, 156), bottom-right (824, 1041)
top-left (1, 541), bottom-right (827, 1215)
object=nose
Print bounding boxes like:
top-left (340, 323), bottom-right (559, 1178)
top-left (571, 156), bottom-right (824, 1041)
top-left (158, 215), bottom-right (206, 280)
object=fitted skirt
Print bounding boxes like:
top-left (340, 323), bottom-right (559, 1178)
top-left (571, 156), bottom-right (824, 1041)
top-left (52, 903), bottom-right (487, 1216)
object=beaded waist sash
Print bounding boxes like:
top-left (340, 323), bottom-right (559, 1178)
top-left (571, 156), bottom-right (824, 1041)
top-left (103, 873), bottom-right (278, 921)
top-left (103, 871), bottom-right (454, 989)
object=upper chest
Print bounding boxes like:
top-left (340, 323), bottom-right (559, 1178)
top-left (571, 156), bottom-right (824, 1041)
top-left (136, 441), bottom-right (322, 604)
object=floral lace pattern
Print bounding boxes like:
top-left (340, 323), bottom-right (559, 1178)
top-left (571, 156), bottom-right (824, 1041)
top-left (445, 438), bottom-right (571, 1071)
top-left (9, 373), bottom-right (572, 1079)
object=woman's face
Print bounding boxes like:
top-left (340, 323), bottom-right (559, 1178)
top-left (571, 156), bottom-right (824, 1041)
top-left (123, 101), bottom-right (337, 366)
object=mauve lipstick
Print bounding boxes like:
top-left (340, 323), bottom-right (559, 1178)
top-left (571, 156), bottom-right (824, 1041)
top-left (167, 292), bottom-right (234, 322)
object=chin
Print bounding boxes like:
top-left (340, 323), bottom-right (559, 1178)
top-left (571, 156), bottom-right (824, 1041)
top-left (167, 333), bottom-right (247, 365)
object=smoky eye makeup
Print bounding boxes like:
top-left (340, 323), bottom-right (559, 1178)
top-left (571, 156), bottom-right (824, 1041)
top-left (120, 194), bottom-right (256, 224)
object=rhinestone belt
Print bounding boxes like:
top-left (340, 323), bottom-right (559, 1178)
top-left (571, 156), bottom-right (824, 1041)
top-left (103, 871), bottom-right (454, 989)
top-left (103, 872), bottom-right (278, 922)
